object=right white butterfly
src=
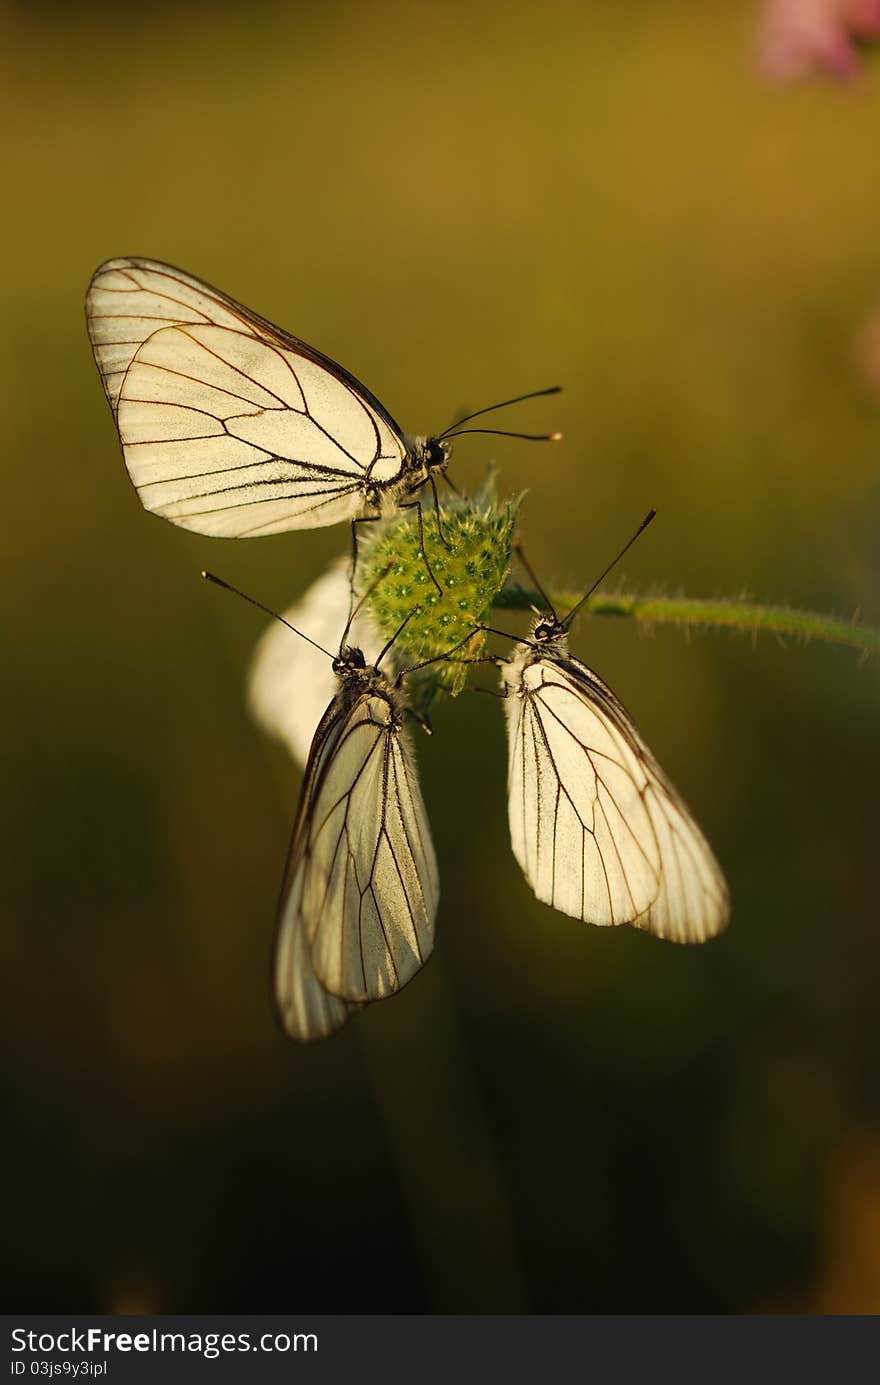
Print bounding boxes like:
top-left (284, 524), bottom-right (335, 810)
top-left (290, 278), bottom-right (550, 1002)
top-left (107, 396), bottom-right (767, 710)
top-left (501, 616), bottom-right (729, 941)
top-left (499, 524), bottom-right (729, 943)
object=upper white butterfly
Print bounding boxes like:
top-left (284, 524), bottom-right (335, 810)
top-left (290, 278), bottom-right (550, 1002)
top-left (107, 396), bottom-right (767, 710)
top-left (85, 258), bottom-right (449, 538)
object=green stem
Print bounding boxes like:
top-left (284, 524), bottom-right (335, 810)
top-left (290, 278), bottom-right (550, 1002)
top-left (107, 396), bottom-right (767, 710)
top-left (494, 585), bottom-right (880, 657)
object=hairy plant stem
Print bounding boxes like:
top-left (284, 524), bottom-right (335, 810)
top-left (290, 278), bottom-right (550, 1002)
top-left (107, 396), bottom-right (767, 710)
top-left (494, 585), bottom-right (880, 658)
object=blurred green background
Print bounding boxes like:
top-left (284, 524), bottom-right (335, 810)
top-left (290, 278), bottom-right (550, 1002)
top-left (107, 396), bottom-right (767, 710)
top-left (3, 0), bottom-right (879, 1313)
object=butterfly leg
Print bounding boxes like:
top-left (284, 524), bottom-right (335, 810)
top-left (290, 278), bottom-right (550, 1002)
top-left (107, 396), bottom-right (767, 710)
top-left (451, 653), bottom-right (505, 668)
top-left (349, 514), bottom-right (384, 602)
top-left (476, 621), bottom-right (526, 645)
top-left (405, 705), bottom-right (434, 736)
top-left (440, 472), bottom-right (463, 499)
top-left (398, 500), bottom-right (444, 598)
top-left (429, 474), bottom-right (454, 551)
top-left (437, 651), bottom-right (507, 696)
top-left (395, 629), bottom-right (483, 686)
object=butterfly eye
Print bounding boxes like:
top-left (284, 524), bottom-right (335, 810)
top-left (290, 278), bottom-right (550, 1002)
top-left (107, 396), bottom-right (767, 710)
top-left (332, 646), bottom-right (367, 676)
top-left (424, 439), bottom-right (448, 470)
top-left (534, 621), bottom-right (556, 641)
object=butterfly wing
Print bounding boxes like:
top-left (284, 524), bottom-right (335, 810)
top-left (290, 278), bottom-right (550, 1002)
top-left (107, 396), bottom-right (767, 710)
top-left (275, 681), bottom-right (438, 1040)
top-left (86, 258), bottom-right (409, 537)
top-left (274, 856), bottom-right (359, 1043)
top-left (503, 651), bottom-right (729, 942)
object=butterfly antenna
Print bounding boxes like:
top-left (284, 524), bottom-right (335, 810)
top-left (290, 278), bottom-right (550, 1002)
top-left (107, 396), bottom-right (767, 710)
top-left (437, 385), bottom-right (562, 441)
top-left (441, 427), bottom-right (563, 443)
top-left (562, 509), bottom-right (657, 631)
top-left (340, 561), bottom-right (394, 650)
top-left (514, 543), bottom-right (559, 621)
top-left (201, 571), bottom-right (334, 658)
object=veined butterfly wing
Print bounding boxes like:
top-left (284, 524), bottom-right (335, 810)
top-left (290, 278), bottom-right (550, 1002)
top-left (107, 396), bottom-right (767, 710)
top-left (86, 258), bottom-right (410, 537)
top-left (275, 662), bottom-right (438, 1041)
top-left (274, 850), bottom-right (359, 1043)
top-left (502, 636), bottom-right (729, 943)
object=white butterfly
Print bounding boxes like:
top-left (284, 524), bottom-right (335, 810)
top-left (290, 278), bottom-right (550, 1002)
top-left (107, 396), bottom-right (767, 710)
top-left (85, 256), bottom-right (448, 539)
top-left (86, 258), bottom-right (558, 579)
top-left (274, 642), bottom-right (438, 1042)
top-left (500, 607), bottom-right (729, 944)
top-left (248, 561), bottom-right (389, 770)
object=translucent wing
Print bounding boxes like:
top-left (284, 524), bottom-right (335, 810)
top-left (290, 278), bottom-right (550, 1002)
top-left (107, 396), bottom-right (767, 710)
top-left (274, 861), bottom-right (359, 1043)
top-left (275, 681), bottom-right (438, 1040)
top-left (503, 651), bottom-right (729, 943)
top-left (86, 257), bottom-right (408, 537)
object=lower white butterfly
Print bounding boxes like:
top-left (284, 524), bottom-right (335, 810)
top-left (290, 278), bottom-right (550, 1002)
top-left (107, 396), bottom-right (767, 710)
top-left (206, 573), bottom-right (439, 1042)
top-left (497, 517), bottom-right (730, 943)
top-left (276, 642), bottom-right (439, 1042)
top-left (86, 257), bottom-right (559, 589)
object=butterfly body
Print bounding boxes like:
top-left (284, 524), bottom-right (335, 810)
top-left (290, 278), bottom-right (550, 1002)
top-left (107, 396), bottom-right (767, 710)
top-left (502, 616), bottom-right (729, 943)
top-left (275, 648), bottom-right (438, 1042)
top-left (86, 257), bottom-right (450, 539)
top-left (363, 436), bottom-right (450, 513)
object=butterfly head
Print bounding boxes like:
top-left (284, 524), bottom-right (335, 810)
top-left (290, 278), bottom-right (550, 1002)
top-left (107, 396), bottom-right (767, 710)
top-left (425, 437), bottom-right (450, 471)
top-left (529, 613), bottom-right (569, 658)
top-left (332, 645), bottom-right (368, 679)
top-left (409, 436), bottom-right (450, 478)
top-left (333, 645), bottom-right (399, 705)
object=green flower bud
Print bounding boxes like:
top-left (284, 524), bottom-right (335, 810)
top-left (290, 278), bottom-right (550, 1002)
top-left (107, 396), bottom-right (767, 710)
top-left (357, 478), bottom-right (523, 696)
